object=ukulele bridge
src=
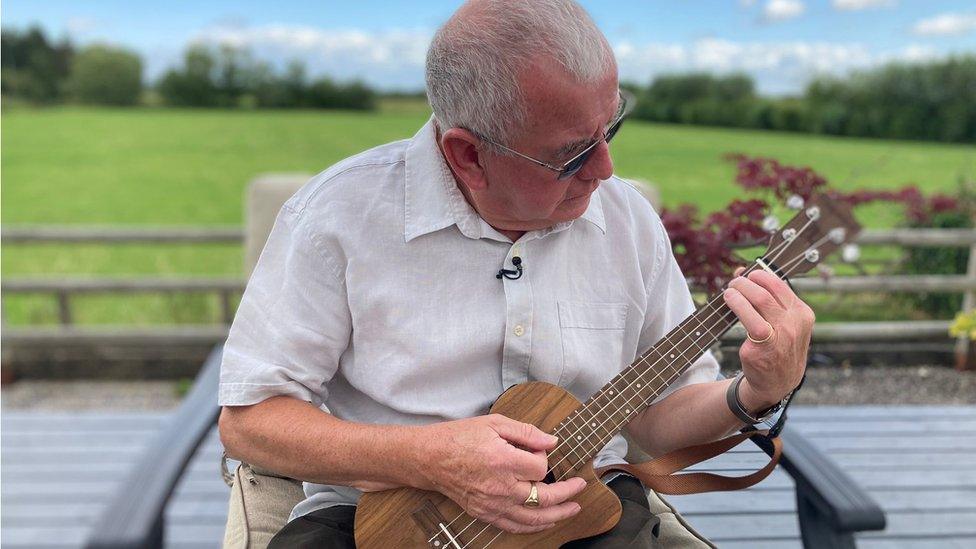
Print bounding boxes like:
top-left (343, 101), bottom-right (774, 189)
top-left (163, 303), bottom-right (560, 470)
top-left (412, 498), bottom-right (463, 548)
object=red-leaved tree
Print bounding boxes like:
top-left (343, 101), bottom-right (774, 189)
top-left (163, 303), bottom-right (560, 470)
top-left (660, 154), bottom-right (964, 292)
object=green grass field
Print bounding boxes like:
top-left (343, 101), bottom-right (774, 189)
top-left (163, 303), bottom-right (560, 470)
top-left (3, 103), bottom-right (975, 325)
top-left (4, 103), bottom-right (975, 225)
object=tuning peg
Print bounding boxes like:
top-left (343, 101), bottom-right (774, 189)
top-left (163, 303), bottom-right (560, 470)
top-left (762, 215), bottom-right (780, 233)
top-left (786, 194), bottom-right (804, 210)
top-left (828, 228), bottom-right (846, 244)
top-left (805, 249), bottom-right (821, 263)
top-left (841, 244), bottom-right (860, 263)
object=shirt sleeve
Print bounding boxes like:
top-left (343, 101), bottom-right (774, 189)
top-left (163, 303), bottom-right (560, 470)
top-left (218, 204), bottom-right (351, 408)
top-left (638, 217), bottom-right (721, 403)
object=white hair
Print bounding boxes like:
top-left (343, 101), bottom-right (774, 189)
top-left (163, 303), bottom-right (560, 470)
top-left (425, 0), bottom-right (615, 146)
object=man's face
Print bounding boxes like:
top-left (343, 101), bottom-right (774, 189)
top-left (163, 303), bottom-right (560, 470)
top-left (475, 62), bottom-right (620, 233)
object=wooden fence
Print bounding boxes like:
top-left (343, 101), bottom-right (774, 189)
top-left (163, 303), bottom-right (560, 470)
top-left (2, 226), bottom-right (975, 374)
top-left (3, 226), bottom-right (974, 327)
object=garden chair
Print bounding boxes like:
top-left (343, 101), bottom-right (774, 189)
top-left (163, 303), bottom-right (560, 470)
top-left (85, 175), bottom-right (886, 549)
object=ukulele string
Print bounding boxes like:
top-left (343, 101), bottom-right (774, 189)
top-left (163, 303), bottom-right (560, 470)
top-left (437, 216), bottom-right (826, 548)
top-left (446, 230), bottom-right (821, 549)
top-left (434, 286), bottom-right (748, 547)
top-left (435, 221), bottom-right (817, 546)
top-left (543, 215), bottom-right (818, 473)
top-left (475, 238), bottom-right (824, 549)
top-left (555, 236), bottom-right (825, 478)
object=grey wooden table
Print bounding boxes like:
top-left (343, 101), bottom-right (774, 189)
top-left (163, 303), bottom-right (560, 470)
top-left (3, 406), bottom-right (974, 548)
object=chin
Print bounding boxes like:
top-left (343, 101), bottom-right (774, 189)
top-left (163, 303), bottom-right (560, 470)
top-left (554, 192), bottom-right (592, 220)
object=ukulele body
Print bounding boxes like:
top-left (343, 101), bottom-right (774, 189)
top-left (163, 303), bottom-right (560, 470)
top-left (354, 381), bottom-right (622, 549)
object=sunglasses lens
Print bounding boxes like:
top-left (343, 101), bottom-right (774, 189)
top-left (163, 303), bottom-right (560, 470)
top-left (564, 150), bottom-right (594, 179)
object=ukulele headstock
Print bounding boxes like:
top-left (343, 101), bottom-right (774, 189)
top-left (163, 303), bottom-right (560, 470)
top-left (761, 194), bottom-right (862, 278)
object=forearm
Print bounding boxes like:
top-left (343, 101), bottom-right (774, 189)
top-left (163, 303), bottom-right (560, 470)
top-left (625, 378), bottom-right (777, 457)
top-left (219, 395), bottom-right (424, 491)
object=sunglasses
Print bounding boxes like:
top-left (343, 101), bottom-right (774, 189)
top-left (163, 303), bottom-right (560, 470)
top-left (479, 89), bottom-right (634, 180)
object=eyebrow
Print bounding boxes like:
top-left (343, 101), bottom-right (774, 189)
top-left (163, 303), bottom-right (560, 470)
top-left (552, 109), bottom-right (620, 159)
top-left (554, 138), bottom-right (594, 159)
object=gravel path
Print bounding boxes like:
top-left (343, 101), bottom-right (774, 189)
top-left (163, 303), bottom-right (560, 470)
top-left (791, 365), bottom-right (976, 405)
top-left (3, 365), bottom-right (974, 411)
top-left (2, 380), bottom-right (182, 410)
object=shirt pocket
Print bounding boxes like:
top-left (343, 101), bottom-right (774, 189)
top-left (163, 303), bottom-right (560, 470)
top-left (557, 301), bottom-right (629, 388)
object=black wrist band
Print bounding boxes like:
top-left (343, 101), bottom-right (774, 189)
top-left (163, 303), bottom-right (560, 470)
top-left (726, 371), bottom-right (780, 424)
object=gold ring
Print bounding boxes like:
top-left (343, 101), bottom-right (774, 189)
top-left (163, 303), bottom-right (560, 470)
top-left (747, 321), bottom-right (774, 344)
top-left (523, 482), bottom-right (540, 508)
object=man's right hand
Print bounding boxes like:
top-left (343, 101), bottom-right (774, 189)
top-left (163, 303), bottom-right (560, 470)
top-left (415, 414), bottom-right (587, 534)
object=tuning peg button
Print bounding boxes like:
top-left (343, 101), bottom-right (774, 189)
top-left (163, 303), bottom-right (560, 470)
top-left (842, 244), bottom-right (861, 263)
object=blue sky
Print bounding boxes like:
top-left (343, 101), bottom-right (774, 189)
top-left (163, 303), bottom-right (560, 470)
top-left (4, 0), bottom-right (975, 94)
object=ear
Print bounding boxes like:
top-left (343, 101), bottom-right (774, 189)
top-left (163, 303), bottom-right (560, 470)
top-left (439, 127), bottom-right (489, 191)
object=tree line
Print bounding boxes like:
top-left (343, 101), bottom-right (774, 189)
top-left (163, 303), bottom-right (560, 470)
top-left (1, 26), bottom-right (376, 110)
top-left (4, 25), bottom-right (974, 143)
top-left (624, 55), bottom-right (976, 143)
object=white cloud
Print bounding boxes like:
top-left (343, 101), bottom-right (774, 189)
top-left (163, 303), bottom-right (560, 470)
top-left (893, 44), bottom-right (939, 63)
top-left (912, 12), bottom-right (976, 37)
top-left (188, 23), bottom-right (433, 89)
top-left (614, 38), bottom-right (951, 95)
top-left (764, 0), bottom-right (806, 22)
top-left (616, 39), bottom-right (871, 75)
top-left (832, 0), bottom-right (896, 11)
top-left (65, 16), bottom-right (100, 36)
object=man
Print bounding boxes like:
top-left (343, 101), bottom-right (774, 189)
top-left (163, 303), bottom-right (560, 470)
top-left (218, 0), bottom-right (814, 547)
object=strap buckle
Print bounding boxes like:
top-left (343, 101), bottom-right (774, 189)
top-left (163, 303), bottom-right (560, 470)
top-left (764, 373), bottom-right (805, 438)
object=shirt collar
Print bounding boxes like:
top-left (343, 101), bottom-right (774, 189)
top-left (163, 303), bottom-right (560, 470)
top-left (580, 186), bottom-right (606, 234)
top-left (403, 117), bottom-right (606, 243)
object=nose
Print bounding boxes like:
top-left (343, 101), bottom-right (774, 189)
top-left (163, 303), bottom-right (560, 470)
top-left (575, 140), bottom-right (614, 182)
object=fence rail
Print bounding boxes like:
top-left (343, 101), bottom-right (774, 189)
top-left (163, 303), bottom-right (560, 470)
top-left (0, 320), bottom-right (954, 347)
top-left (2, 277), bottom-right (243, 293)
top-left (5, 226), bottom-right (976, 247)
top-left (3, 274), bottom-right (974, 297)
top-left (0, 226), bottom-right (242, 244)
top-left (2, 226), bottom-right (974, 365)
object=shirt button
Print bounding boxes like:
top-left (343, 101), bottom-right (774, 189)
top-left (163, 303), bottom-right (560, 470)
top-left (514, 325), bottom-right (525, 337)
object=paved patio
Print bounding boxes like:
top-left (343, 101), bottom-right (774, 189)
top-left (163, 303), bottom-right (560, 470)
top-left (3, 405), bottom-right (975, 548)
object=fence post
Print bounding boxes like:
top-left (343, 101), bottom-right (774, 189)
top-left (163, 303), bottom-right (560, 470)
top-left (57, 291), bottom-right (73, 326)
top-left (0, 299), bottom-right (12, 385)
top-left (955, 243), bottom-right (976, 371)
top-left (219, 290), bottom-right (234, 325)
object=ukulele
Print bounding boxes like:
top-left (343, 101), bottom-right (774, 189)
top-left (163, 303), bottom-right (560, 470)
top-left (354, 194), bottom-right (861, 549)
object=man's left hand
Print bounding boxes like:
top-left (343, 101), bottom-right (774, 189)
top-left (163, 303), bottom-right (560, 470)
top-left (723, 269), bottom-right (815, 411)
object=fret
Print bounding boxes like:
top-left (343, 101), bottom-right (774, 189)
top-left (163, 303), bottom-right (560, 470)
top-left (555, 415), bottom-right (590, 465)
top-left (547, 445), bottom-right (573, 479)
top-left (556, 290), bottom-right (743, 471)
top-left (636, 346), bottom-right (665, 372)
top-left (588, 406), bottom-right (615, 441)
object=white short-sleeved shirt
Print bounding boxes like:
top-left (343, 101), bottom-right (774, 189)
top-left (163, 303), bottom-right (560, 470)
top-left (218, 118), bottom-right (719, 521)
